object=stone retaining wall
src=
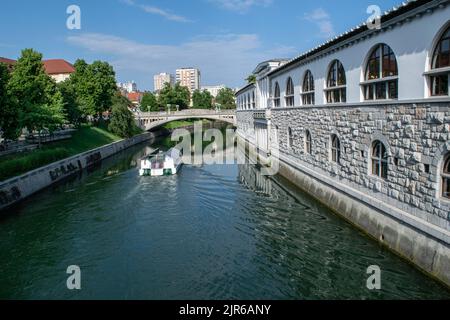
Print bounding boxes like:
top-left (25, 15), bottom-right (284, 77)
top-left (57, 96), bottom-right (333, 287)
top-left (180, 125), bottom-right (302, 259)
top-left (0, 132), bottom-right (153, 211)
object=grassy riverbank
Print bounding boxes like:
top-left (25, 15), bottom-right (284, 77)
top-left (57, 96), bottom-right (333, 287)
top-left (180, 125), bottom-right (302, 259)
top-left (0, 125), bottom-right (122, 182)
top-left (162, 119), bottom-right (211, 130)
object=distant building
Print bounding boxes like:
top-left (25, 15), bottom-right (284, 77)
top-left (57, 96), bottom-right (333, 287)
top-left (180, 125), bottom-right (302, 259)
top-left (176, 68), bottom-right (201, 92)
top-left (42, 59), bottom-right (75, 83)
top-left (0, 57), bottom-right (16, 72)
top-left (202, 85), bottom-right (225, 98)
top-left (0, 58), bottom-right (75, 82)
top-left (118, 81), bottom-right (138, 94)
top-left (154, 73), bottom-right (174, 92)
top-left (127, 91), bottom-right (144, 107)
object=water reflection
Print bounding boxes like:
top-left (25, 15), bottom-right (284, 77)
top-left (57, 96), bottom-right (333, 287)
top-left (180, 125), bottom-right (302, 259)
top-left (0, 136), bottom-right (448, 300)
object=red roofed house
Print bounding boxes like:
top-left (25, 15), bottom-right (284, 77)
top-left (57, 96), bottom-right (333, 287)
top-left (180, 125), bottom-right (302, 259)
top-left (127, 92), bottom-right (144, 108)
top-left (0, 57), bottom-right (16, 72)
top-left (42, 59), bottom-right (75, 83)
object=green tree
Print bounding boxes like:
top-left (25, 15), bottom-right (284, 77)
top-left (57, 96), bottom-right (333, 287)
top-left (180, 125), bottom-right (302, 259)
top-left (58, 80), bottom-right (82, 126)
top-left (158, 82), bottom-right (190, 110)
top-left (0, 63), bottom-right (21, 143)
top-left (8, 49), bottom-right (66, 143)
top-left (216, 88), bottom-right (236, 109)
top-left (70, 59), bottom-right (117, 118)
top-left (192, 89), bottom-right (213, 109)
top-left (108, 102), bottom-right (136, 138)
top-left (246, 74), bottom-right (256, 84)
top-left (140, 92), bottom-right (158, 112)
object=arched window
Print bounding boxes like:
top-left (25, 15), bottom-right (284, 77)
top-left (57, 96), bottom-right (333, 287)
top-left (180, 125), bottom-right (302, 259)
top-left (288, 127), bottom-right (293, 148)
top-left (273, 82), bottom-right (281, 107)
top-left (371, 140), bottom-right (388, 179)
top-left (326, 60), bottom-right (346, 103)
top-left (302, 70), bottom-right (315, 105)
top-left (252, 91), bottom-right (256, 109)
top-left (430, 26), bottom-right (450, 96)
top-left (442, 153), bottom-right (450, 199)
top-left (331, 135), bottom-right (341, 163)
top-left (305, 130), bottom-right (312, 154)
top-left (363, 44), bottom-right (398, 100)
top-left (285, 77), bottom-right (295, 107)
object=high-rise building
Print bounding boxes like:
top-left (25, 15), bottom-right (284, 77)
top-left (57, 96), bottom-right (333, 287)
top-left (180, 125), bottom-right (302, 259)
top-left (176, 68), bottom-right (201, 92)
top-left (154, 73), bottom-right (174, 92)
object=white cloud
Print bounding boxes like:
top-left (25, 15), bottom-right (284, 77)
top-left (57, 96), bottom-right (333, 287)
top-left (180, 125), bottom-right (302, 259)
top-left (304, 8), bottom-right (335, 39)
top-left (120, 0), bottom-right (191, 23)
top-left (67, 33), bottom-right (295, 90)
top-left (209, 0), bottom-right (273, 13)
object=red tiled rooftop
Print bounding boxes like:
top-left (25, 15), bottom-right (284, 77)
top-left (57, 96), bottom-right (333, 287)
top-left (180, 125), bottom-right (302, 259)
top-left (0, 57), bottom-right (16, 66)
top-left (127, 92), bottom-right (143, 102)
top-left (42, 59), bottom-right (75, 75)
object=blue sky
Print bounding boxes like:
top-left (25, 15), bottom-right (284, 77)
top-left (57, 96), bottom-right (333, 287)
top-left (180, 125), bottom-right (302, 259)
top-left (0, 0), bottom-right (401, 91)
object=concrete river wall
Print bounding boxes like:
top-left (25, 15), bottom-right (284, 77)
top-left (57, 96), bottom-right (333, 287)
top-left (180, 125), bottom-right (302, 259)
top-left (0, 132), bottom-right (153, 212)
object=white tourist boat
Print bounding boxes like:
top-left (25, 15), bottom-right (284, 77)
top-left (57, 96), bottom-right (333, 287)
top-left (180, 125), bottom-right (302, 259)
top-left (139, 148), bottom-right (183, 177)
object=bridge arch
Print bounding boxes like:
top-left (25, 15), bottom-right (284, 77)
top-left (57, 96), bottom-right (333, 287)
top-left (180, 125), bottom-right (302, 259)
top-left (136, 109), bottom-right (236, 131)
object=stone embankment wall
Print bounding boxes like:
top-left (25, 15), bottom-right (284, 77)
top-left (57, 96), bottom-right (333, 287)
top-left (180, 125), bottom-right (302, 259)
top-left (0, 133), bottom-right (153, 211)
top-left (236, 101), bottom-right (450, 286)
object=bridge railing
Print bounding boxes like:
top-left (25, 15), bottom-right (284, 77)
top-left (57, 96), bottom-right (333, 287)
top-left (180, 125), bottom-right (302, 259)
top-left (137, 109), bottom-right (236, 117)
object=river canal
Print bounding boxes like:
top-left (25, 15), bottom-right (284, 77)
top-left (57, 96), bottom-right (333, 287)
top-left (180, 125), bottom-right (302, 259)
top-left (0, 132), bottom-right (448, 299)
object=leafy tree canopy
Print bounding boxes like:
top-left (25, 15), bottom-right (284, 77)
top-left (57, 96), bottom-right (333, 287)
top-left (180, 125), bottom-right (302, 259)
top-left (140, 92), bottom-right (158, 112)
top-left (216, 88), bottom-right (236, 109)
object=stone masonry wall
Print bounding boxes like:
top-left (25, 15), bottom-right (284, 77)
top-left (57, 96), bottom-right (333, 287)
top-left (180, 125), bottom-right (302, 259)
top-left (238, 102), bottom-right (450, 236)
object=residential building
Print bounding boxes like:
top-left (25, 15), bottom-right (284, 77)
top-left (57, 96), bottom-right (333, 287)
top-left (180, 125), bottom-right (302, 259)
top-left (42, 59), bottom-right (75, 83)
top-left (118, 81), bottom-right (138, 94)
top-left (127, 91), bottom-right (144, 108)
top-left (176, 68), bottom-right (201, 92)
top-left (0, 57), bottom-right (16, 72)
top-left (202, 85), bottom-right (225, 98)
top-left (154, 73), bottom-right (174, 92)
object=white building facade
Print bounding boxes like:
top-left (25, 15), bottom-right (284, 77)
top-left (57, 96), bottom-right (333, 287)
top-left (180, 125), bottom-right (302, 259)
top-left (202, 85), bottom-right (225, 98)
top-left (236, 0), bottom-right (450, 286)
top-left (117, 81), bottom-right (138, 93)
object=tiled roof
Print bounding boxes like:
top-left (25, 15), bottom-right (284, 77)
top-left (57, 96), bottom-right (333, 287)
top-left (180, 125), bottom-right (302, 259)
top-left (0, 57), bottom-right (16, 67)
top-left (42, 59), bottom-right (75, 75)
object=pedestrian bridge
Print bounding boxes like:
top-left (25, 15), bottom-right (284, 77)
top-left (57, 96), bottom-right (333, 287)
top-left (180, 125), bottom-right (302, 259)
top-left (136, 109), bottom-right (236, 131)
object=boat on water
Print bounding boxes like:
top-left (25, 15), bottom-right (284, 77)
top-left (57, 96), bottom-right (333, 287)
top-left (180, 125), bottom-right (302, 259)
top-left (139, 148), bottom-right (183, 176)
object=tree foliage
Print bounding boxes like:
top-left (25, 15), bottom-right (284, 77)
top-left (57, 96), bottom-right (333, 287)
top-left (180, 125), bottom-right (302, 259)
top-left (192, 89), bottom-right (213, 109)
top-left (246, 74), bottom-right (257, 84)
top-left (157, 82), bottom-right (191, 110)
top-left (108, 100), bottom-right (137, 138)
top-left (216, 88), bottom-right (236, 109)
top-left (70, 59), bottom-right (117, 116)
top-left (0, 63), bottom-right (21, 141)
top-left (140, 92), bottom-right (158, 112)
top-left (8, 49), bottom-right (66, 138)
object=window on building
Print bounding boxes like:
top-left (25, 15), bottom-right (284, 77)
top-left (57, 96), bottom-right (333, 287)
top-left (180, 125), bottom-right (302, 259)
top-left (331, 134), bottom-right (341, 163)
top-left (252, 91), bottom-right (256, 109)
top-left (326, 60), bottom-right (346, 103)
top-left (371, 140), bottom-right (388, 179)
top-left (285, 77), bottom-right (295, 107)
top-left (288, 127), bottom-right (293, 148)
top-left (430, 26), bottom-right (450, 96)
top-left (302, 70), bottom-right (315, 105)
top-left (363, 44), bottom-right (398, 100)
top-left (274, 82), bottom-right (281, 107)
top-left (442, 153), bottom-right (450, 199)
top-left (305, 130), bottom-right (312, 154)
